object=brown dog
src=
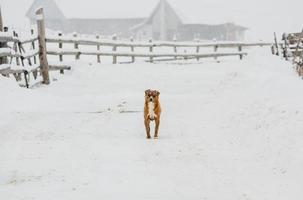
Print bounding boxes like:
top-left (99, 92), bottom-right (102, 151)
top-left (144, 89), bottom-right (161, 139)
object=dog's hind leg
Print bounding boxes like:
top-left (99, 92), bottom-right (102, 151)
top-left (145, 119), bottom-right (151, 139)
top-left (154, 118), bottom-right (160, 139)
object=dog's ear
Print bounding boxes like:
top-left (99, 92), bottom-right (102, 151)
top-left (156, 91), bottom-right (160, 96)
top-left (145, 89), bottom-right (150, 95)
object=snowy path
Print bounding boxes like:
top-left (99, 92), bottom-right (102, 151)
top-left (1, 49), bottom-right (303, 200)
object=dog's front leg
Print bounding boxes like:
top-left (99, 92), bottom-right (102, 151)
top-left (154, 118), bottom-right (160, 139)
top-left (145, 119), bottom-right (151, 139)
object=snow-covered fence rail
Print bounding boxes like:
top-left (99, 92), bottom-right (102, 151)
top-left (21, 37), bottom-right (38, 45)
top-left (46, 36), bottom-right (271, 48)
top-left (45, 33), bottom-right (270, 64)
top-left (46, 49), bottom-right (248, 61)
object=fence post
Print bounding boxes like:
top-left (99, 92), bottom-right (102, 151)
top-left (173, 36), bottom-right (177, 60)
top-left (58, 32), bottom-right (63, 62)
top-left (184, 49), bottom-right (188, 60)
top-left (149, 38), bottom-right (153, 63)
top-left (196, 39), bottom-right (200, 61)
top-left (130, 37), bottom-right (135, 63)
top-left (1, 27), bottom-right (9, 68)
top-left (11, 31), bottom-right (22, 82)
top-left (31, 29), bottom-right (38, 79)
top-left (13, 31), bottom-right (21, 67)
top-left (112, 34), bottom-right (117, 64)
top-left (214, 45), bottom-right (218, 60)
top-left (36, 8), bottom-right (50, 85)
top-left (282, 33), bottom-right (289, 61)
top-left (31, 29), bottom-right (37, 64)
top-left (0, 7), bottom-right (8, 65)
top-left (238, 45), bottom-right (243, 60)
top-left (0, 6), bottom-right (3, 32)
top-left (73, 32), bottom-right (80, 61)
top-left (271, 45), bottom-right (275, 55)
top-left (96, 35), bottom-right (101, 63)
top-left (195, 38), bottom-right (200, 61)
top-left (274, 32), bottom-right (280, 56)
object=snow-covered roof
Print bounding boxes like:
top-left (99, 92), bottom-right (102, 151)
top-left (131, 0), bottom-right (183, 31)
top-left (25, 0), bottom-right (244, 26)
top-left (26, 0), bottom-right (66, 20)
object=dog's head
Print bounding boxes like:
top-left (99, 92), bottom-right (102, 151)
top-left (145, 89), bottom-right (160, 103)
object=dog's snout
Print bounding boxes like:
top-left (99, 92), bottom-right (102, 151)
top-left (149, 97), bottom-right (153, 102)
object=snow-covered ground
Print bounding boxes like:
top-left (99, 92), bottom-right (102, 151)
top-left (0, 48), bottom-right (303, 200)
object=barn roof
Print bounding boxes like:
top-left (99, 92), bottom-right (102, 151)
top-left (26, 0), bottom-right (247, 30)
top-left (26, 0), bottom-right (66, 20)
top-left (131, 0), bottom-right (183, 31)
top-left (68, 18), bottom-right (145, 35)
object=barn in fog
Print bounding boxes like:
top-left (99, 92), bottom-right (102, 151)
top-left (26, 0), bottom-right (247, 41)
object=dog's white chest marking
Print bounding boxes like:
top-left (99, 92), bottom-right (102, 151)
top-left (148, 102), bottom-right (155, 120)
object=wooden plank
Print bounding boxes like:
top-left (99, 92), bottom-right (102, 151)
top-left (21, 37), bottom-right (38, 45)
top-left (112, 35), bottom-right (117, 64)
top-left (45, 37), bottom-right (272, 49)
top-left (0, 49), bottom-right (22, 58)
top-left (0, 35), bottom-right (19, 43)
top-left (1, 64), bottom-right (71, 74)
top-left (22, 50), bottom-right (39, 60)
top-left (96, 35), bottom-right (101, 63)
top-left (274, 32), bottom-right (279, 56)
top-left (0, 68), bottom-right (25, 75)
top-left (0, 65), bottom-right (10, 74)
top-left (25, 65), bottom-right (41, 73)
top-left (36, 8), bottom-right (50, 85)
top-left (47, 50), bottom-right (247, 58)
top-left (49, 65), bottom-right (71, 71)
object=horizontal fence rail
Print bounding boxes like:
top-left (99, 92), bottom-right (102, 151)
top-left (21, 37), bottom-right (38, 45)
top-left (46, 36), bottom-right (272, 48)
top-left (0, 64), bottom-right (71, 74)
top-left (0, 34), bottom-right (19, 43)
top-left (47, 50), bottom-right (248, 58)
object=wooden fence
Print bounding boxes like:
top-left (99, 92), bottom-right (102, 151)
top-left (45, 34), bottom-right (273, 64)
top-left (1, 7), bottom-right (273, 87)
top-left (0, 8), bottom-right (71, 87)
top-left (272, 30), bottom-right (303, 77)
top-left (0, 30), bottom-right (71, 88)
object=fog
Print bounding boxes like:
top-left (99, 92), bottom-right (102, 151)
top-left (1, 0), bottom-right (302, 40)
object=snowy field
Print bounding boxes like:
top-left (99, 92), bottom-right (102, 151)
top-left (0, 48), bottom-right (303, 200)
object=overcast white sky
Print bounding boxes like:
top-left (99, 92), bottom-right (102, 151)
top-left (1, 0), bottom-right (302, 40)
